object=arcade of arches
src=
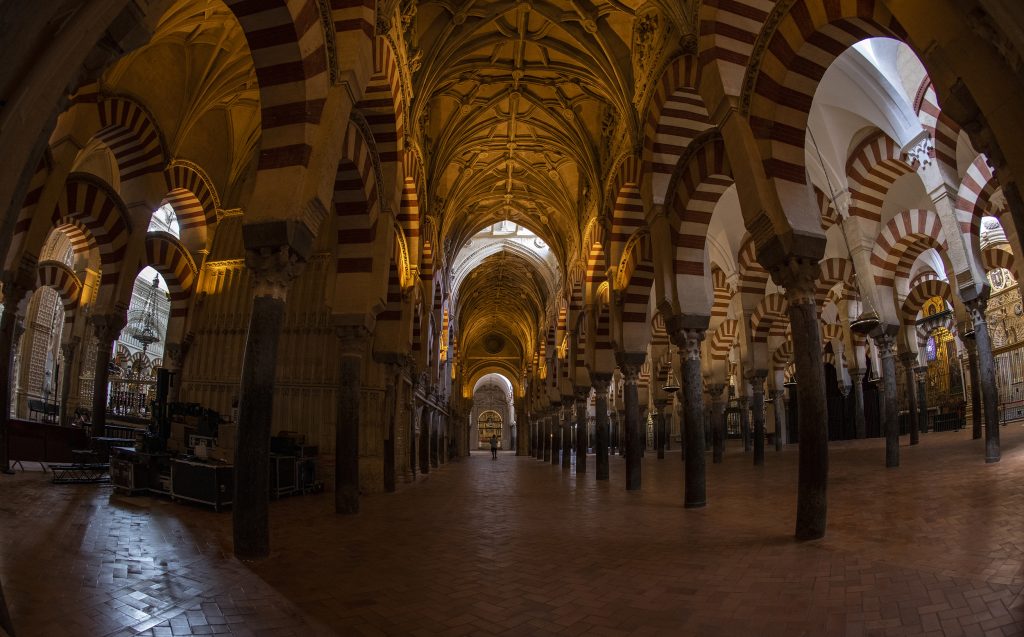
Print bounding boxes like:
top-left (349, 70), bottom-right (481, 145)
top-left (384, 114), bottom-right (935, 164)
top-left (3, 0), bottom-right (1024, 634)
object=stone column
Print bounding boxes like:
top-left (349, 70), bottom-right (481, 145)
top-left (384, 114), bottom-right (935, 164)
top-left (899, 353), bottom-right (920, 446)
top-left (617, 353), bottom-right (645, 491)
top-left (575, 388), bottom-right (588, 473)
top-left (915, 366), bottom-right (929, 433)
top-left (965, 295), bottom-right (1000, 463)
top-left (233, 229), bottom-right (308, 559)
top-left (673, 326), bottom-right (707, 508)
top-left (747, 370), bottom-right (768, 466)
top-left (561, 399), bottom-right (572, 469)
top-left (162, 340), bottom-right (190, 403)
top-left (874, 332), bottom-right (900, 468)
top-left (772, 258), bottom-right (830, 541)
top-left (90, 312), bottom-right (127, 438)
top-left (0, 277), bottom-right (30, 474)
top-left (738, 396), bottom-right (750, 452)
top-left (430, 407), bottom-right (440, 468)
top-left (770, 390), bottom-right (786, 451)
top-left (379, 360), bottom-right (402, 493)
top-left (335, 325), bottom-right (370, 513)
top-left (654, 399), bottom-right (667, 460)
top-left (541, 413), bottom-right (550, 462)
top-left (593, 374), bottom-right (611, 480)
top-left (707, 383), bottom-right (726, 463)
top-left (419, 405), bottom-right (430, 474)
top-left (58, 337), bottom-right (80, 426)
top-left (964, 338), bottom-right (982, 438)
top-left (408, 376), bottom-right (418, 480)
top-left (849, 369), bottom-right (867, 439)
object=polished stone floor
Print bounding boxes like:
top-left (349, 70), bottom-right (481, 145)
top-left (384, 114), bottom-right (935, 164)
top-left (3, 426), bottom-right (1024, 636)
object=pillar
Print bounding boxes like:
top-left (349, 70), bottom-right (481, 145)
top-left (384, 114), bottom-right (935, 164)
top-left (965, 295), bottom-right (1000, 463)
top-left (419, 406), bottom-right (430, 474)
top-left (617, 353), bottom-right (645, 491)
top-left (738, 396), bottom-right (750, 452)
top-left (408, 379), bottom-right (418, 480)
top-left (593, 375), bottom-right (611, 480)
top-left (770, 390), bottom-right (786, 451)
top-left (58, 337), bottom-right (80, 426)
top-left (162, 340), bottom-right (189, 404)
top-left (900, 353), bottom-right (919, 446)
top-left (575, 388), bottom-right (587, 473)
top-left (915, 366), bottom-right (928, 433)
top-left (772, 258), bottom-right (830, 541)
top-left (561, 399), bottom-right (572, 469)
top-left (335, 325), bottom-right (370, 513)
top-left (233, 227), bottom-right (308, 559)
top-left (430, 408), bottom-right (440, 468)
top-left (708, 383), bottom-right (726, 464)
top-left (747, 371), bottom-right (767, 466)
top-left (874, 332), bottom-right (900, 468)
top-left (0, 277), bottom-right (30, 474)
top-left (381, 361), bottom-right (401, 493)
top-left (654, 399), bottom-right (667, 460)
top-left (850, 368), bottom-right (867, 439)
top-left (90, 312), bottom-right (127, 438)
top-left (674, 326), bottom-right (707, 508)
top-left (965, 338), bottom-right (982, 438)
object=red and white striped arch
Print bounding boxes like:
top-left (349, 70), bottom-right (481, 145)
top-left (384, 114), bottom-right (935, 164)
top-left (143, 232), bottom-right (198, 319)
top-left (51, 174), bottom-right (131, 288)
top-left (710, 266), bottom-right (733, 321)
top-left (982, 245), bottom-right (1015, 278)
top-left (748, 0), bottom-right (907, 186)
top-left (815, 257), bottom-right (856, 308)
top-left (846, 131), bottom-right (915, 223)
top-left (771, 341), bottom-right (794, 370)
top-left (617, 233), bottom-right (655, 346)
top-left (709, 318), bottom-right (738, 361)
top-left (869, 209), bottom-right (948, 288)
top-left (334, 119), bottom-right (381, 276)
top-left (901, 278), bottom-right (951, 326)
top-left (162, 162), bottom-right (219, 233)
top-left (697, 0), bottom-right (773, 86)
top-left (913, 80), bottom-right (961, 182)
top-left (609, 183), bottom-right (644, 267)
top-left (36, 260), bottom-right (83, 324)
top-left (357, 38), bottom-right (404, 167)
top-left (96, 96), bottom-right (167, 182)
top-left (955, 155), bottom-right (1000, 240)
top-left (737, 236), bottom-right (770, 301)
top-left (750, 293), bottom-right (788, 344)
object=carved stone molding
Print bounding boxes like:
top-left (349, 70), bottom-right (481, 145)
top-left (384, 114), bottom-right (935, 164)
top-left (91, 311), bottom-right (128, 343)
top-left (771, 256), bottom-right (821, 305)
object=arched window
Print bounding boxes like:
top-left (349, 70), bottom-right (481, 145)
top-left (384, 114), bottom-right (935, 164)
top-left (148, 203), bottom-right (180, 238)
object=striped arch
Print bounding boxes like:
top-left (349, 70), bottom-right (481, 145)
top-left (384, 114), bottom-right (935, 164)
top-left (956, 155), bottom-right (1000, 240)
top-left (411, 299), bottom-right (424, 357)
top-left (36, 260), bottom-right (83, 321)
top-left (816, 258), bottom-right (856, 307)
top-left (398, 177), bottom-right (421, 267)
top-left (335, 119), bottom-right (381, 275)
top-left (697, 1), bottom-right (773, 85)
top-left (901, 278), bottom-right (952, 326)
top-left (51, 174), bottom-right (131, 287)
top-left (6, 156), bottom-right (50, 270)
top-left (162, 161), bottom-right (220, 232)
top-left (224, 0), bottom-right (329, 172)
top-left (594, 293), bottom-right (613, 356)
top-left (820, 322), bottom-right (844, 348)
top-left (750, 293), bottom-right (788, 344)
top-left (815, 186), bottom-right (841, 230)
top-left (738, 236), bottom-right (770, 300)
top-left (913, 80), bottom-right (961, 182)
top-left (644, 55), bottom-right (712, 205)
top-left (95, 96), bottom-right (167, 182)
top-left (669, 135), bottom-right (733, 283)
top-left (357, 38), bottom-right (404, 166)
top-left (915, 306), bottom-right (956, 348)
top-left (584, 227), bottom-right (608, 302)
top-left (870, 209), bottom-right (948, 287)
top-left (748, 0), bottom-right (907, 186)
top-left (144, 232), bottom-right (198, 319)
top-left (618, 233), bottom-right (655, 343)
top-left (847, 131), bottom-right (916, 223)
top-left (710, 266), bottom-right (733, 320)
top-left (982, 245), bottom-right (1015, 276)
top-left (709, 318), bottom-right (738, 361)
top-left (771, 341), bottom-right (794, 370)
top-left (609, 183), bottom-right (644, 266)
top-left (909, 268), bottom-right (939, 290)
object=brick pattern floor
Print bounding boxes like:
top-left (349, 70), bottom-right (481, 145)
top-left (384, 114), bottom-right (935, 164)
top-left (3, 426), bottom-right (1024, 636)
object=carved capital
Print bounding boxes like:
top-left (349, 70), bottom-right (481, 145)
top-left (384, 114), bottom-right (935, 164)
top-left (336, 324), bottom-right (371, 357)
top-left (707, 382), bottom-right (726, 400)
top-left (872, 332), bottom-right (896, 358)
top-left (615, 352), bottom-right (645, 385)
top-left (964, 293), bottom-right (990, 327)
top-left (164, 341), bottom-right (189, 370)
top-left (769, 389), bottom-right (785, 400)
top-left (849, 368), bottom-right (867, 382)
top-left (591, 373), bottom-right (612, 395)
top-left (653, 398), bottom-right (668, 409)
top-left (770, 256), bottom-right (821, 305)
top-left (574, 386), bottom-right (590, 402)
top-left (673, 327), bottom-right (705, 361)
top-left (91, 311), bottom-right (127, 344)
top-left (60, 336), bottom-right (81, 362)
top-left (898, 352), bottom-right (918, 369)
top-left (744, 369), bottom-right (768, 395)
top-left (243, 219), bottom-right (313, 301)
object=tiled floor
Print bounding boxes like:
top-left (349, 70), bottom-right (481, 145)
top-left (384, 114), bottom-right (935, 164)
top-left (3, 427), bottom-right (1024, 636)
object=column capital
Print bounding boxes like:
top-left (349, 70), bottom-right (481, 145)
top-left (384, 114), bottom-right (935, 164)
top-left (963, 291), bottom-right (990, 326)
top-left (872, 331), bottom-right (897, 357)
top-left (898, 351), bottom-right (918, 368)
top-left (653, 398), bottom-right (669, 409)
top-left (60, 336), bottom-right (81, 361)
top-left (743, 369), bottom-right (768, 386)
top-left (849, 368), bottom-right (867, 381)
top-left (574, 386), bottom-right (590, 401)
top-left (90, 311), bottom-right (127, 343)
top-left (672, 327), bottom-right (706, 360)
top-left (769, 389), bottom-right (785, 399)
top-left (335, 323), bottom-right (372, 356)
top-left (769, 256), bottom-right (821, 305)
top-left (615, 352), bottom-right (646, 384)
top-left (707, 383), bottom-right (726, 400)
top-left (163, 341), bottom-right (190, 370)
top-left (591, 373), bottom-right (612, 394)
top-left (914, 365), bottom-right (929, 381)
top-left (243, 220), bottom-right (314, 301)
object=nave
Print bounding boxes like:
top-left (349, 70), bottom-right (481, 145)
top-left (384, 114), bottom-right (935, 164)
top-left (3, 428), bottom-right (1024, 636)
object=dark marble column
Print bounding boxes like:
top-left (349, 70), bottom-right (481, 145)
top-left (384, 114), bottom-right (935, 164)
top-left (532, 416), bottom-right (540, 459)
top-left (57, 337), bottom-right (80, 426)
top-left (770, 390), bottom-right (786, 451)
top-left (90, 312), bottom-right (127, 438)
top-left (673, 326), bottom-right (707, 508)
top-left (965, 295), bottom-right (1001, 463)
top-left (708, 383), bottom-right (726, 463)
top-left (0, 278), bottom-right (30, 474)
top-left (541, 413), bottom-right (550, 462)
top-left (233, 229), bottom-right (308, 560)
top-left (617, 352), bottom-right (645, 491)
top-left (408, 380), bottom-right (418, 480)
top-left (379, 360), bottom-right (402, 493)
top-left (419, 406), bottom-right (430, 474)
top-left (965, 339), bottom-right (982, 439)
top-left (561, 399), bottom-right (572, 468)
top-left (551, 411), bottom-right (561, 465)
top-left (850, 368), bottom-right (867, 439)
top-left (747, 371), bottom-right (767, 466)
top-left (771, 258), bottom-right (830, 541)
top-left (593, 375), bottom-right (611, 480)
top-left (335, 324), bottom-right (369, 514)
top-left (874, 332), bottom-right (900, 468)
top-left (915, 366), bottom-right (929, 433)
top-left (430, 408), bottom-right (440, 468)
top-left (738, 396), bottom-right (750, 452)
top-left (654, 399), bottom-right (667, 460)
top-left (900, 353), bottom-right (920, 446)
top-left (575, 388), bottom-right (588, 473)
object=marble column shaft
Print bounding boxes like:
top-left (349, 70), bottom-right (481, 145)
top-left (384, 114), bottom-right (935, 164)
top-left (738, 396), bottom-right (750, 452)
top-left (677, 329), bottom-right (707, 508)
top-left (617, 353), bottom-right (645, 491)
top-left (850, 369), bottom-right (867, 440)
top-left (770, 390), bottom-right (785, 451)
top-left (654, 399), bottom-right (667, 460)
top-left (875, 333), bottom-right (900, 468)
top-left (900, 353), bottom-right (919, 446)
top-left (335, 326), bottom-right (369, 514)
top-left (575, 390), bottom-right (588, 473)
top-left (966, 296), bottom-right (1001, 463)
top-left (561, 401), bottom-right (572, 468)
top-left (915, 366), bottom-right (929, 433)
top-left (965, 339), bottom-right (982, 439)
top-left (419, 406), bottom-right (430, 474)
top-left (708, 384), bottom-right (726, 464)
top-left (0, 284), bottom-right (27, 473)
top-left (90, 313), bottom-right (127, 438)
top-left (748, 372), bottom-right (767, 466)
top-left (593, 376), bottom-right (611, 480)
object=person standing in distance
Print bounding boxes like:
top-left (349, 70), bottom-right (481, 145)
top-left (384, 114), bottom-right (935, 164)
top-left (490, 434), bottom-right (498, 460)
